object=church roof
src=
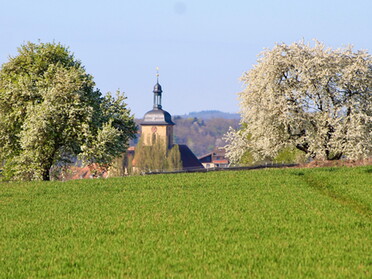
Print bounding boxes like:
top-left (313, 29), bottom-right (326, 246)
top-left (141, 108), bottom-right (175, 125)
top-left (178, 145), bottom-right (204, 170)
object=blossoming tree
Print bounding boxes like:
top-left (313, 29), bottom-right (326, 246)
top-left (225, 41), bottom-right (371, 163)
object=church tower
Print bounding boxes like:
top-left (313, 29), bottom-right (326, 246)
top-left (140, 72), bottom-right (175, 149)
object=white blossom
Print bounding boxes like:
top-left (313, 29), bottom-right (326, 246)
top-left (225, 40), bottom-right (371, 162)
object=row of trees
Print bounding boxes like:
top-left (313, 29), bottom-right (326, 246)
top-left (1, 40), bottom-right (370, 180)
top-left (225, 41), bottom-right (371, 164)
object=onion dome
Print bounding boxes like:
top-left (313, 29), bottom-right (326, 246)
top-left (153, 82), bottom-right (162, 94)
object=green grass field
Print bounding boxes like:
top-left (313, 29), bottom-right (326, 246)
top-left (0, 166), bottom-right (371, 278)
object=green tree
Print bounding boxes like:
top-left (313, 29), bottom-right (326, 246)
top-left (166, 144), bottom-right (182, 171)
top-left (133, 138), bottom-right (182, 173)
top-left (0, 41), bottom-right (137, 181)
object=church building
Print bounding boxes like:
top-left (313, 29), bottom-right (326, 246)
top-left (138, 76), bottom-right (203, 171)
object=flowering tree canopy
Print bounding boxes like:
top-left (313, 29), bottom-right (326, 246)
top-left (225, 41), bottom-right (371, 163)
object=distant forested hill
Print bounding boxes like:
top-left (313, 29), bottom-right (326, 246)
top-left (178, 110), bottom-right (240, 120)
top-left (132, 111), bottom-right (240, 157)
top-left (172, 117), bottom-right (239, 156)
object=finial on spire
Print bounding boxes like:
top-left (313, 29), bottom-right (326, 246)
top-left (156, 67), bottom-right (159, 82)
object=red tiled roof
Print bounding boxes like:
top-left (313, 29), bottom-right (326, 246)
top-left (213, 159), bottom-right (229, 164)
top-left (63, 164), bottom-right (108, 180)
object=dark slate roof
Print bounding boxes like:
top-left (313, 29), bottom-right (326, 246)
top-left (141, 108), bottom-right (175, 125)
top-left (178, 145), bottom-right (204, 170)
top-left (198, 153), bottom-right (212, 163)
top-left (153, 82), bottom-right (162, 93)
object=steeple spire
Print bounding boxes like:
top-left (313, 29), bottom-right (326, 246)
top-left (153, 67), bottom-right (162, 109)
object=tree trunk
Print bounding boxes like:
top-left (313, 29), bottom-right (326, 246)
top-left (41, 156), bottom-right (54, 181)
top-left (295, 143), bottom-right (309, 154)
top-left (41, 166), bottom-right (51, 181)
top-left (327, 152), bottom-right (343, 161)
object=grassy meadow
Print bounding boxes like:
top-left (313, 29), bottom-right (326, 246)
top-left (0, 166), bottom-right (371, 278)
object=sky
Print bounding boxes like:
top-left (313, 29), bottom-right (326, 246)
top-left (1, 0), bottom-right (371, 118)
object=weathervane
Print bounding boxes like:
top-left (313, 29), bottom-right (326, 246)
top-left (156, 66), bottom-right (159, 82)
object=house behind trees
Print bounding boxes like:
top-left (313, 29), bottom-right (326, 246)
top-left (198, 147), bottom-right (229, 169)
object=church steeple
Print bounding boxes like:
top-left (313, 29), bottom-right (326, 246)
top-left (153, 67), bottom-right (162, 109)
top-left (141, 69), bottom-right (175, 148)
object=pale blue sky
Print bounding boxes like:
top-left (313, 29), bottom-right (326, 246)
top-left (1, 0), bottom-right (371, 117)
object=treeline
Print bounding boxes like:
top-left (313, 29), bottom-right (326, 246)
top-left (132, 117), bottom-right (240, 157)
